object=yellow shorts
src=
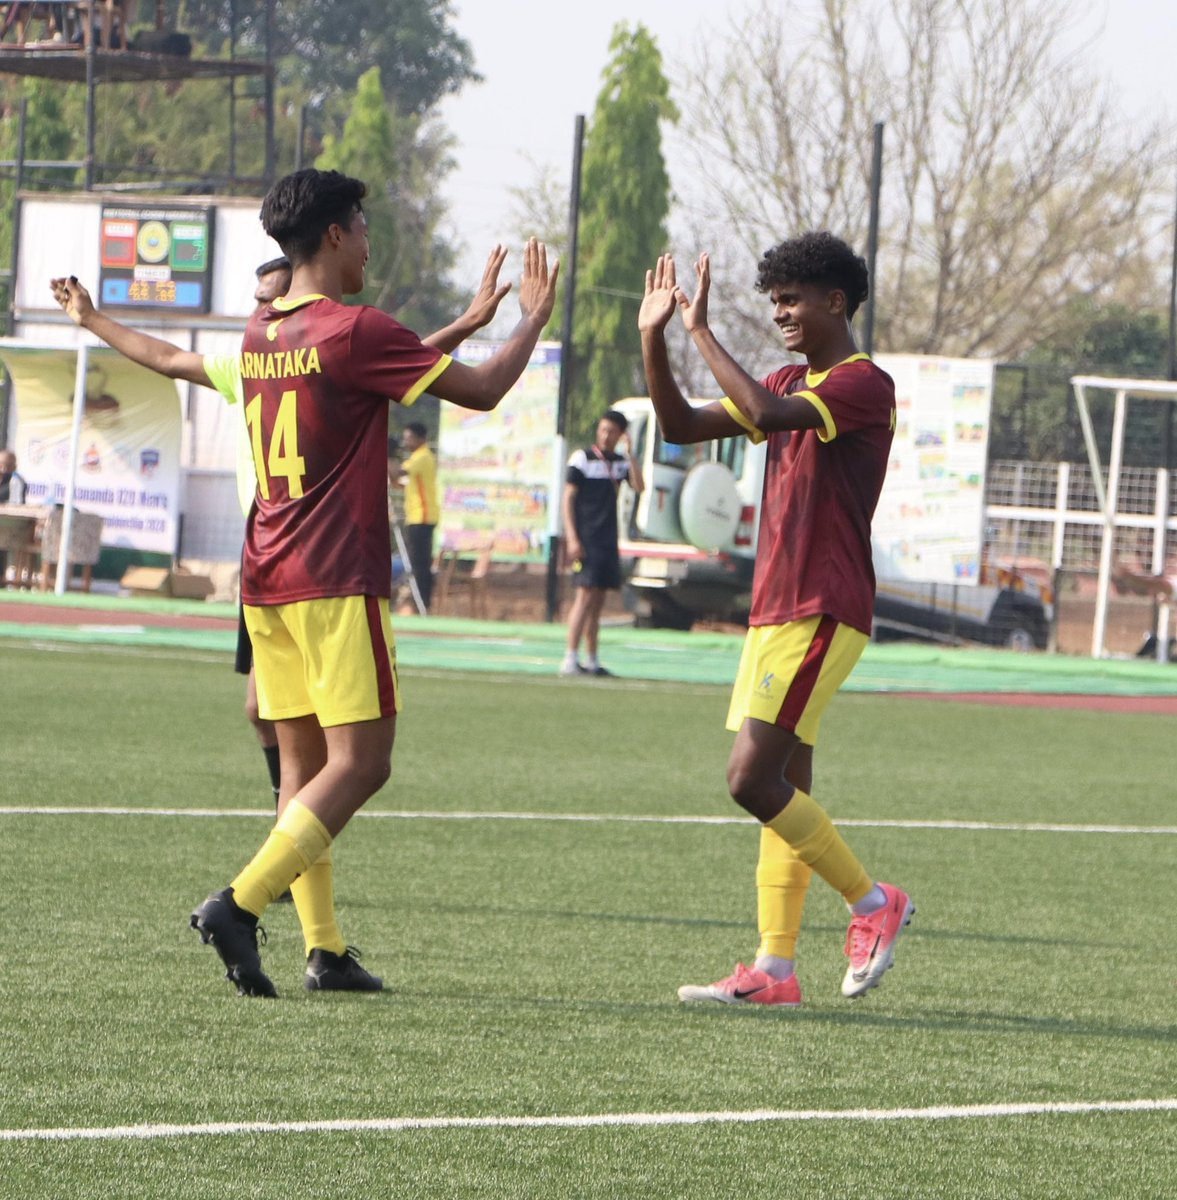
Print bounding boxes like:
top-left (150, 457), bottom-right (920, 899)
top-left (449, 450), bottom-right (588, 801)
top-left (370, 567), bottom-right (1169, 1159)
top-left (244, 595), bottom-right (400, 727)
top-left (726, 615), bottom-right (868, 745)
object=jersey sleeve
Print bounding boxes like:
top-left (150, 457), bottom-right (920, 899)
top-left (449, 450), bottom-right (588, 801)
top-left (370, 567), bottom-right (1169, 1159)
top-left (202, 353), bottom-right (243, 405)
top-left (720, 365), bottom-right (809, 443)
top-left (803, 361), bottom-right (895, 443)
top-left (719, 397), bottom-right (767, 444)
top-left (347, 307), bottom-right (453, 406)
top-left (565, 448), bottom-right (587, 485)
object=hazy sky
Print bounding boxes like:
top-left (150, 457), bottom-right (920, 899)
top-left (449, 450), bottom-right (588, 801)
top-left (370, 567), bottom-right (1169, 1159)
top-left (437, 0), bottom-right (1177, 285)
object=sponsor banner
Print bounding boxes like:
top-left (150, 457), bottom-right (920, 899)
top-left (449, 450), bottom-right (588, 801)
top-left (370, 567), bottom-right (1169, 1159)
top-left (873, 354), bottom-right (994, 586)
top-left (0, 346), bottom-right (182, 554)
top-left (437, 341), bottom-right (559, 560)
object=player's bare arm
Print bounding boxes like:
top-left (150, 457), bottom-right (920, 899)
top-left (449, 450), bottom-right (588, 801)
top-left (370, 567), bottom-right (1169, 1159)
top-left (49, 275), bottom-right (212, 387)
top-left (639, 254), bottom-right (741, 445)
top-left (421, 244), bottom-right (512, 354)
top-left (430, 238), bottom-right (559, 412)
top-left (620, 429), bottom-right (645, 495)
top-left (682, 253), bottom-right (824, 435)
top-left (561, 481), bottom-right (583, 564)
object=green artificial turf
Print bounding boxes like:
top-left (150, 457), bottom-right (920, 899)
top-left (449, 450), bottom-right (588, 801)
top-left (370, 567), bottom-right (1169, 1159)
top-left (1, 642), bottom-right (1174, 1198)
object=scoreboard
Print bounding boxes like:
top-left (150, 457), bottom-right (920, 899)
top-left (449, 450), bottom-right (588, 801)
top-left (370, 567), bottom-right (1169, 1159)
top-left (98, 204), bottom-right (214, 313)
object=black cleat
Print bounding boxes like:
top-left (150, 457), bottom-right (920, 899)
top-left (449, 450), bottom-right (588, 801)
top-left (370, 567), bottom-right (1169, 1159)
top-left (304, 946), bottom-right (383, 992)
top-left (587, 664), bottom-right (614, 677)
top-left (190, 888), bottom-right (278, 998)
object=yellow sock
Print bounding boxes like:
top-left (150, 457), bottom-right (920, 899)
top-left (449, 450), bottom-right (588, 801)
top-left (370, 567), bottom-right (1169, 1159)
top-left (766, 787), bottom-right (873, 905)
top-left (291, 844), bottom-right (346, 957)
top-left (755, 824), bottom-right (813, 959)
top-left (231, 799), bottom-right (333, 918)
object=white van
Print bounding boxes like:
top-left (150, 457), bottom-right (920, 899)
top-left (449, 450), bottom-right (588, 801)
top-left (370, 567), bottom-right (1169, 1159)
top-left (613, 396), bottom-right (1053, 648)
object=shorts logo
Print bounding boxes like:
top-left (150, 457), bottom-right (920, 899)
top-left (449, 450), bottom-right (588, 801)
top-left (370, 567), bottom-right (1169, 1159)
top-left (758, 671), bottom-right (775, 693)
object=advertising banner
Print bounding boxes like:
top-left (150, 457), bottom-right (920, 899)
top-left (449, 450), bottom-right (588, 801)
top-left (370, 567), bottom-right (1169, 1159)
top-left (437, 341), bottom-right (560, 560)
top-left (873, 353), bottom-right (994, 585)
top-left (1, 345), bottom-right (183, 554)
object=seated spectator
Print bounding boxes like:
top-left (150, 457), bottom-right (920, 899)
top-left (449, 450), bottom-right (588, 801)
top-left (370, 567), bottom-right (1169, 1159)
top-left (0, 448), bottom-right (26, 504)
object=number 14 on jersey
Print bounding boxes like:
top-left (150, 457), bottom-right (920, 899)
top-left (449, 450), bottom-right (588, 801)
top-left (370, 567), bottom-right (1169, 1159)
top-left (246, 390), bottom-right (307, 500)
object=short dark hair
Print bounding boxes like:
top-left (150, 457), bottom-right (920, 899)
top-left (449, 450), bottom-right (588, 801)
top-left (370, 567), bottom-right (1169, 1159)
top-left (404, 421), bottom-right (428, 440)
top-left (255, 256), bottom-right (291, 278)
top-left (600, 409), bottom-right (628, 433)
top-left (755, 231), bottom-right (870, 319)
top-left (260, 169), bottom-right (367, 265)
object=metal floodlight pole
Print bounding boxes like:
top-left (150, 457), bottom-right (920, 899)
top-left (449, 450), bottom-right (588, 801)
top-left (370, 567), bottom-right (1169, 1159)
top-left (7, 99), bottom-right (26, 313)
top-left (263, 0), bottom-right (276, 187)
top-left (557, 114), bottom-right (585, 440)
top-left (1169, 151), bottom-right (1177, 385)
top-left (1157, 153), bottom-right (1177, 599)
top-left (296, 103), bottom-right (308, 172)
top-left (58, 345), bottom-right (89, 596)
top-left (545, 113), bottom-right (585, 623)
top-left (1163, 152), bottom-right (1177, 479)
top-left (862, 121), bottom-right (884, 355)
top-left (228, 0), bottom-right (238, 190)
top-left (84, 22), bottom-right (97, 190)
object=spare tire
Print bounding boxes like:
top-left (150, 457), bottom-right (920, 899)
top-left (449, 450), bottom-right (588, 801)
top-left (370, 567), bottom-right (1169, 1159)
top-left (678, 461), bottom-right (741, 551)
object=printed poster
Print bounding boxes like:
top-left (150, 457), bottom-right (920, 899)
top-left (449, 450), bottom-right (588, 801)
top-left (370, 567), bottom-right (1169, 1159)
top-left (1, 345), bottom-right (183, 554)
top-left (437, 341), bottom-right (559, 560)
top-left (872, 354), bottom-right (994, 585)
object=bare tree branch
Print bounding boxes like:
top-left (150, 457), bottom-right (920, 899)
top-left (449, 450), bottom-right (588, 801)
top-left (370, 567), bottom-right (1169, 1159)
top-left (678, 0), bottom-right (1172, 361)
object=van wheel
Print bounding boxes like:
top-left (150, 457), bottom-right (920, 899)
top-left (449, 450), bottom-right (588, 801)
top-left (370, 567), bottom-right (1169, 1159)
top-left (1003, 619), bottom-right (1038, 652)
top-left (646, 595), bottom-right (695, 631)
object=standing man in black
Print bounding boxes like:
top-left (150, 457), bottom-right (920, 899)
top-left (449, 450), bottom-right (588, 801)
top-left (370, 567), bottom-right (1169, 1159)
top-left (560, 409), bottom-right (644, 676)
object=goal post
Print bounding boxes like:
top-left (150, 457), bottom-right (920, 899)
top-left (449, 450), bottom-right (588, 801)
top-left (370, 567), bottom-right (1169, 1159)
top-left (1071, 375), bottom-right (1177, 659)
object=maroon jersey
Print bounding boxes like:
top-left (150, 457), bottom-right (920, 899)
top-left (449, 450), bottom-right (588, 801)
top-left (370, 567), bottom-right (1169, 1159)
top-left (724, 354), bottom-right (895, 634)
top-left (240, 295), bottom-right (450, 604)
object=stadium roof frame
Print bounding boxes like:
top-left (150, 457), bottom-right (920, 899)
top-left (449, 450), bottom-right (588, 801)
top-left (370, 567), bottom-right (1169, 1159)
top-left (0, 47), bottom-right (265, 83)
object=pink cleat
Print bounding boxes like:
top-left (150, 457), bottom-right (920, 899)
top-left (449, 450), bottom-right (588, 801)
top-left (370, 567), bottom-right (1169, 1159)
top-left (677, 962), bottom-right (801, 1007)
top-left (841, 882), bottom-right (915, 998)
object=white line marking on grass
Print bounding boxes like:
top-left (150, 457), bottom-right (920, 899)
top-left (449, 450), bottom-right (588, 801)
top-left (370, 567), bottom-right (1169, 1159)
top-left (834, 817), bottom-right (1177, 835)
top-left (5, 1098), bottom-right (1176, 1143)
top-left (2, 807), bottom-right (1176, 835)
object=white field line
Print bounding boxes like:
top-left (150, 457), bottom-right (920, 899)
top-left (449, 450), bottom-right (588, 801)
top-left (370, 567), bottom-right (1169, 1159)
top-left (4, 1097), bottom-right (1176, 1143)
top-left (0, 806), bottom-right (1175, 835)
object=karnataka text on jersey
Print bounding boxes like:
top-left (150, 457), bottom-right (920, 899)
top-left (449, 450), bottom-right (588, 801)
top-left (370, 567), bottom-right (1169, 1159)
top-left (240, 346), bottom-right (322, 380)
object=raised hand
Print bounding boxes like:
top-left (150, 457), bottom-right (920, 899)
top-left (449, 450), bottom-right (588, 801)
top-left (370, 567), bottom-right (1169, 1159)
top-left (49, 275), bottom-right (94, 327)
top-left (638, 254), bottom-right (681, 333)
top-left (518, 237), bottom-right (559, 326)
top-left (678, 252), bottom-right (712, 335)
top-left (460, 244), bottom-right (512, 332)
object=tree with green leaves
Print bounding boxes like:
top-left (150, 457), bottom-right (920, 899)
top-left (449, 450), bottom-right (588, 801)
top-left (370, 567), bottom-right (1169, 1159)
top-left (0, 79), bottom-right (86, 300)
top-left (178, 0), bottom-right (478, 118)
top-left (315, 66), bottom-right (458, 333)
top-left (0, 1), bottom-right (477, 316)
top-left (570, 22), bottom-right (678, 440)
top-left (990, 303), bottom-right (1173, 464)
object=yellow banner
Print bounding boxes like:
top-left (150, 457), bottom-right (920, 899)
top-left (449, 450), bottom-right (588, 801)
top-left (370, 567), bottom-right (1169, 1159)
top-left (1, 346), bottom-right (183, 554)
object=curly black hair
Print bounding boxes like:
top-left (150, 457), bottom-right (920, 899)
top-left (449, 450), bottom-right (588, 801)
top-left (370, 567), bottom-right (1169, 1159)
top-left (260, 169), bottom-right (367, 265)
top-left (755, 232), bottom-right (870, 319)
